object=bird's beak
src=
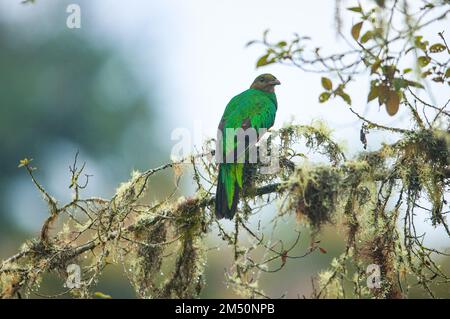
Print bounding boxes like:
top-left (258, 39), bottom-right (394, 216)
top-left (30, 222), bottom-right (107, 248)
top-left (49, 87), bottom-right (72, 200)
top-left (270, 79), bottom-right (281, 85)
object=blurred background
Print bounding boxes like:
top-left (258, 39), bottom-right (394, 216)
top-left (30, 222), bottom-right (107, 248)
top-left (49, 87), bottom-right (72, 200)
top-left (0, 0), bottom-right (448, 298)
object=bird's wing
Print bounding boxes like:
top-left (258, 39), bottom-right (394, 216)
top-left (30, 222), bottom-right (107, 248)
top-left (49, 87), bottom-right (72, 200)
top-left (221, 90), bottom-right (277, 157)
top-left (217, 89), bottom-right (277, 210)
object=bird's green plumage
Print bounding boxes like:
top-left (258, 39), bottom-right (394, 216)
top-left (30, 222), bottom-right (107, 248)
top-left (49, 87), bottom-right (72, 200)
top-left (216, 80), bottom-right (278, 219)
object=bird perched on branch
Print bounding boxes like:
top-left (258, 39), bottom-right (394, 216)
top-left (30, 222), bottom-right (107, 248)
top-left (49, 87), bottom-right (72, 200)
top-left (215, 74), bottom-right (280, 219)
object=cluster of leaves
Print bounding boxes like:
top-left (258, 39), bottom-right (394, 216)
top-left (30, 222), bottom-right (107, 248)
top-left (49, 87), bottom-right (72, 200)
top-left (250, 0), bottom-right (449, 116)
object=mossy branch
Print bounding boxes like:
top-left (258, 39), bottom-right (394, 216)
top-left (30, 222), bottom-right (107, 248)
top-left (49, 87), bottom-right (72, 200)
top-left (1, 119), bottom-right (449, 299)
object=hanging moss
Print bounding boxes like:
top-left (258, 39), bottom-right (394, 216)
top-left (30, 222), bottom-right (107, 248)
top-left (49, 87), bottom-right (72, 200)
top-left (398, 130), bottom-right (449, 225)
top-left (287, 165), bottom-right (341, 229)
top-left (1, 124), bottom-right (448, 299)
top-left (128, 221), bottom-right (167, 298)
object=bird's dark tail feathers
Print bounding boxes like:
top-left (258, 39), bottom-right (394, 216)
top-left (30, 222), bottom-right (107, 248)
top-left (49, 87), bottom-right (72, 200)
top-left (215, 164), bottom-right (239, 219)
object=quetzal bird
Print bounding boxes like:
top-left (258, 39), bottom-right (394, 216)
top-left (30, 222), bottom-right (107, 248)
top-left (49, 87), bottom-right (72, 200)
top-left (215, 74), bottom-right (280, 219)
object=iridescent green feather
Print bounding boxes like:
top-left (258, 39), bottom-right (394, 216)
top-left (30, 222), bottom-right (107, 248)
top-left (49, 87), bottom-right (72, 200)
top-left (219, 88), bottom-right (277, 209)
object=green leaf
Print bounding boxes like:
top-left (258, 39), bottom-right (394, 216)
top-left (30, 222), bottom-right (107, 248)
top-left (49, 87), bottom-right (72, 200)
top-left (417, 56), bottom-right (431, 67)
top-left (370, 58), bottom-right (382, 74)
top-left (432, 76), bottom-right (444, 83)
top-left (421, 70), bottom-right (432, 78)
top-left (321, 77), bottom-right (333, 91)
top-left (351, 22), bottom-right (364, 41)
top-left (404, 80), bottom-right (424, 89)
top-left (94, 292), bottom-right (112, 299)
top-left (386, 90), bottom-right (400, 116)
top-left (319, 92), bottom-right (331, 103)
top-left (445, 68), bottom-right (450, 78)
top-left (393, 78), bottom-right (407, 91)
top-left (276, 41), bottom-right (287, 47)
top-left (377, 84), bottom-right (388, 105)
top-left (360, 31), bottom-right (373, 43)
top-left (367, 85), bottom-right (378, 102)
top-left (403, 68), bottom-right (412, 74)
top-left (337, 91), bottom-right (352, 105)
top-left (414, 35), bottom-right (428, 51)
top-left (347, 6), bottom-right (362, 13)
top-left (256, 53), bottom-right (273, 68)
top-left (429, 43), bottom-right (446, 53)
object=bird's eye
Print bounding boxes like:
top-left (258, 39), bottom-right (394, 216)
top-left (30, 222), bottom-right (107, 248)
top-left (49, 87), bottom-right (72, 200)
top-left (259, 78), bottom-right (265, 82)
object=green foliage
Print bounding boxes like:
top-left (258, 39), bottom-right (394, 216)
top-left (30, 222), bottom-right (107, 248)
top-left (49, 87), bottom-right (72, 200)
top-left (250, 0), bottom-right (449, 116)
top-left (351, 22), bottom-right (363, 41)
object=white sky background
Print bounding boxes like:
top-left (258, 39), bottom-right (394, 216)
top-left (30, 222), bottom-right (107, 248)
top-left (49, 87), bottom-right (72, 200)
top-left (1, 0), bottom-right (448, 246)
